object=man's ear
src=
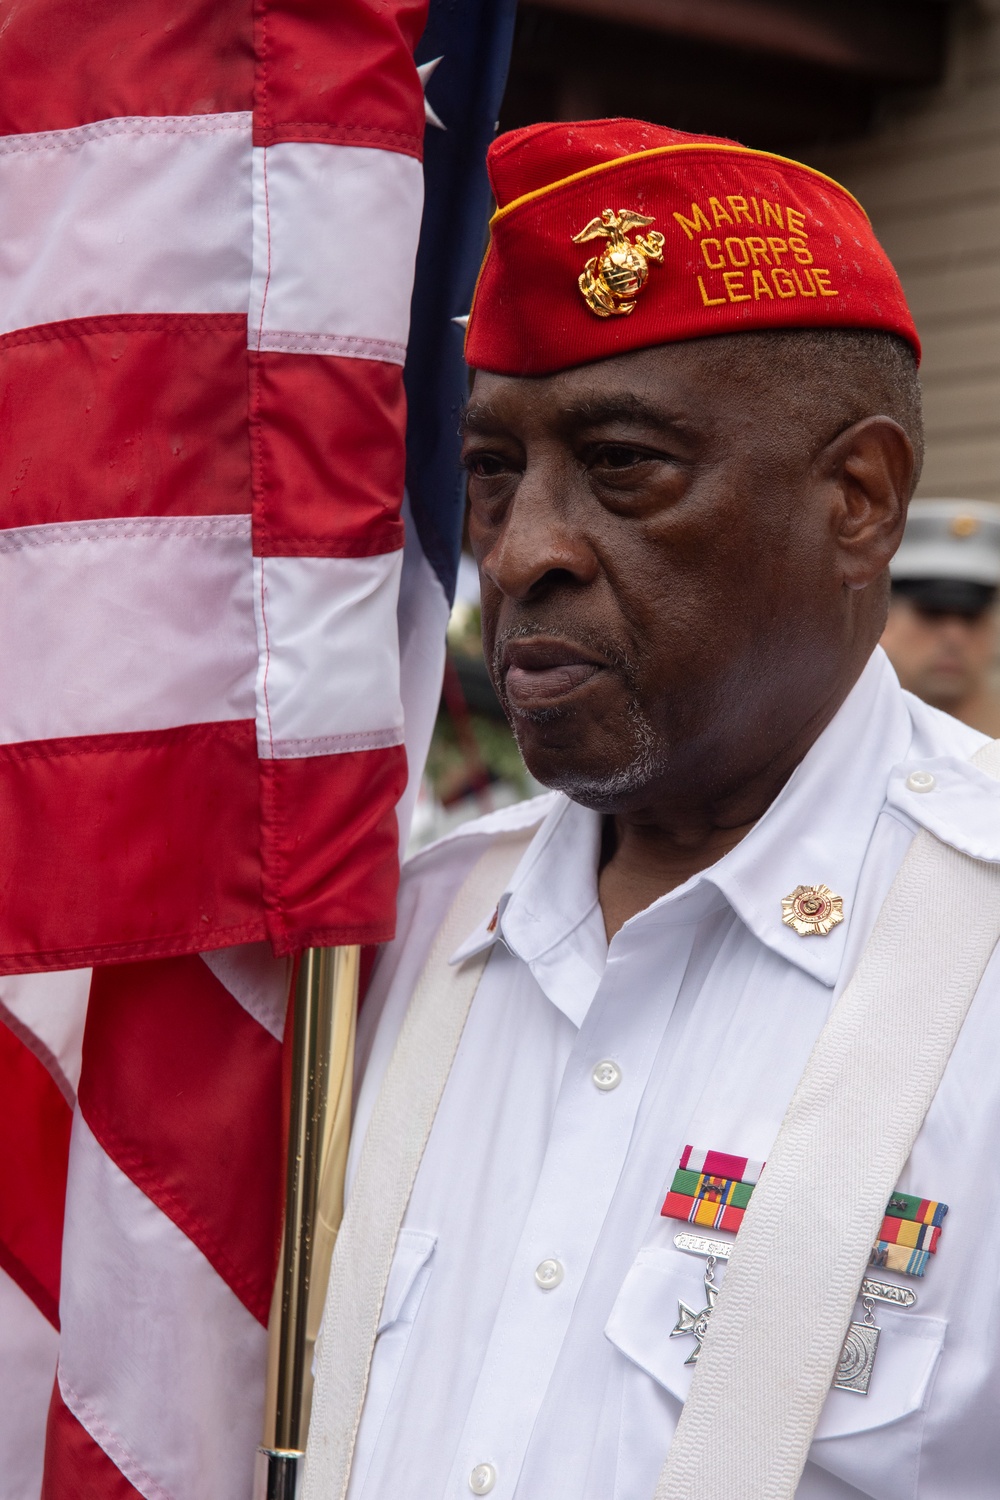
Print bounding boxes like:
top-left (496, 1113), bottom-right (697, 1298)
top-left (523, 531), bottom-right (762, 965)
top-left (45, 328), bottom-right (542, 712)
top-left (818, 416), bottom-right (914, 590)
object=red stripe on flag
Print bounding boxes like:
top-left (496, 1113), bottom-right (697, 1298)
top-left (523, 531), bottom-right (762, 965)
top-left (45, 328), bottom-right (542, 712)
top-left (0, 723), bottom-right (265, 973)
top-left (42, 1379), bottom-right (142, 1500)
top-left (0, 1240), bottom-right (60, 1332)
top-left (0, 0), bottom-right (253, 137)
top-left (253, 0), bottom-right (430, 154)
top-left (261, 747), bottom-right (407, 953)
top-left (0, 316), bottom-right (251, 530)
top-left (250, 351), bottom-right (405, 557)
top-left (79, 956), bottom-right (283, 1325)
top-left (0, 1021), bottom-right (72, 1328)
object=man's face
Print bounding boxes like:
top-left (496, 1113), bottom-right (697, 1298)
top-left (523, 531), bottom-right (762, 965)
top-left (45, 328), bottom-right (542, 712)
top-left (881, 596), bottom-right (997, 709)
top-left (461, 340), bottom-right (875, 812)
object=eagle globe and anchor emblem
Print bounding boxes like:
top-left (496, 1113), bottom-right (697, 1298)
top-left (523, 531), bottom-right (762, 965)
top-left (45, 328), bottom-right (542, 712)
top-left (572, 207), bottom-right (666, 317)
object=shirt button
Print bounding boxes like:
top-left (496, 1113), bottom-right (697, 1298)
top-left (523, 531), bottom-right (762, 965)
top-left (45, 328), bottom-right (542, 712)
top-left (470, 1463), bottom-right (496, 1493)
top-left (592, 1059), bottom-right (622, 1091)
top-left (906, 770), bottom-right (936, 793)
top-left (534, 1257), bottom-right (564, 1290)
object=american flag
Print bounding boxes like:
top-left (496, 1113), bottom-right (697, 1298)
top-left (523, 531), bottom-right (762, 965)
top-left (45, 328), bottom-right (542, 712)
top-left (0, 0), bottom-right (513, 1495)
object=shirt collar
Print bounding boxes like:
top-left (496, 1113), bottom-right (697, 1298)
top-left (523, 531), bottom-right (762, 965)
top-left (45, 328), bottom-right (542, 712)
top-left (449, 796), bottom-right (607, 1025)
top-left (697, 648), bottom-right (913, 986)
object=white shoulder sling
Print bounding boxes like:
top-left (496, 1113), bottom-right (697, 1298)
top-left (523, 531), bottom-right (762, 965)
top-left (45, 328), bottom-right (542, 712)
top-left (656, 737), bottom-right (1000, 1499)
top-left (303, 828), bottom-right (535, 1500)
top-left (305, 742), bottom-right (1000, 1500)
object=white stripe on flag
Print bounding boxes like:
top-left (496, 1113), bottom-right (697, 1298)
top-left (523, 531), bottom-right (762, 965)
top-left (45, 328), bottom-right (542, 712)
top-left (0, 968), bottom-right (90, 1100)
top-left (395, 496), bottom-right (450, 853)
top-left (199, 945), bottom-right (291, 1043)
top-left (58, 1113), bottom-right (266, 1500)
top-left (0, 1269), bottom-right (59, 1500)
top-left (0, 516), bottom-right (257, 744)
top-left (0, 114), bottom-right (252, 335)
top-left (249, 143), bottom-right (424, 363)
top-left (253, 552), bottom-right (405, 759)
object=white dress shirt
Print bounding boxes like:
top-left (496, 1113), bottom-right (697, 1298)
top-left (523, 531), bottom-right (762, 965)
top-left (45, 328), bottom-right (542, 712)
top-left (345, 648), bottom-right (1000, 1500)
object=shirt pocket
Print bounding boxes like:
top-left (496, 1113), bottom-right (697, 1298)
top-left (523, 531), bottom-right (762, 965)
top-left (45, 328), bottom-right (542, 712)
top-left (604, 1246), bottom-right (946, 1500)
top-left (351, 1227), bottom-right (437, 1500)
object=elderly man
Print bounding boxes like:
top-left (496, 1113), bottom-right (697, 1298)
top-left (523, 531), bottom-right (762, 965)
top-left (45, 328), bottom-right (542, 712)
top-left (306, 121), bottom-right (1000, 1500)
top-left (882, 498), bottom-right (1000, 735)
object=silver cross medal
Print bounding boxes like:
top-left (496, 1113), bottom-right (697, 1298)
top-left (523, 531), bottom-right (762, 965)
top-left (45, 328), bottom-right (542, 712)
top-left (671, 1232), bottom-right (916, 1391)
top-left (670, 1250), bottom-right (720, 1364)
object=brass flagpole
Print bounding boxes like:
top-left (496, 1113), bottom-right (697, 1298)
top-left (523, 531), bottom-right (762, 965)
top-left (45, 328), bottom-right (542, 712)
top-left (255, 945), bottom-right (360, 1500)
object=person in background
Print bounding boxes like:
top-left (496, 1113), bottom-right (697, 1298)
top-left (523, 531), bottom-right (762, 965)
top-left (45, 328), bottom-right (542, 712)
top-left (881, 498), bottom-right (1000, 734)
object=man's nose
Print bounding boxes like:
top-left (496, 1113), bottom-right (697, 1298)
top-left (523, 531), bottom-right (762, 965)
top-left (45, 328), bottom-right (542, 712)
top-left (478, 463), bottom-right (597, 602)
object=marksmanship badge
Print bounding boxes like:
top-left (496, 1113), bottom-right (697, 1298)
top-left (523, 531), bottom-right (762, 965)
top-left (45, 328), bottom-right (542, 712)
top-left (833, 1305), bottom-right (881, 1394)
top-left (572, 208), bottom-right (665, 317)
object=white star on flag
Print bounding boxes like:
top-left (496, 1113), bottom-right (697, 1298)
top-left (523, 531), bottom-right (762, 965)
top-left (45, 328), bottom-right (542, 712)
top-left (418, 56), bottom-right (446, 130)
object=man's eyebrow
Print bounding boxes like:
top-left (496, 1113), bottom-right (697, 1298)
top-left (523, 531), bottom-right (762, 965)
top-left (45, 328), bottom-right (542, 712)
top-left (459, 393), bottom-right (683, 436)
top-left (559, 394), bottom-right (680, 429)
top-left (458, 401), bottom-right (502, 436)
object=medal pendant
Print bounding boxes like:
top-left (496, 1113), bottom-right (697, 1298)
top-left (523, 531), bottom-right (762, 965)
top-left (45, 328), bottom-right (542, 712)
top-left (670, 1255), bottom-right (719, 1364)
top-left (833, 1316), bottom-right (881, 1394)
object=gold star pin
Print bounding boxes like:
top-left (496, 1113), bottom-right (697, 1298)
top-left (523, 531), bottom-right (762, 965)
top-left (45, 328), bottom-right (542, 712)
top-left (781, 884), bottom-right (844, 937)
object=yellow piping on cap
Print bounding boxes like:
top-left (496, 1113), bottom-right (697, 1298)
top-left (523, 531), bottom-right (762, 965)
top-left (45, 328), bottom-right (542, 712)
top-left (462, 235), bottom-right (493, 360)
top-left (490, 141), bottom-right (869, 226)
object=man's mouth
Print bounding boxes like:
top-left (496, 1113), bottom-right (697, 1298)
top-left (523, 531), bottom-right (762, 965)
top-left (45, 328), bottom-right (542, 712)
top-left (500, 638), bottom-right (606, 712)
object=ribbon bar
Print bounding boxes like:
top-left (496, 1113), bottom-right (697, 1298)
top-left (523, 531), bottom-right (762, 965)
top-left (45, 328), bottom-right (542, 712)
top-left (870, 1241), bottom-right (931, 1278)
top-left (679, 1145), bottom-right (765, 1185)
top-left (664, 1149), bottom-right (946, 1276)
top-left (661, 1189), bottom-right (745, 1233)
top-left (670, 1167), bottom-right (755, 1209)
top-left (884, 1191), bottom-right (948, 1227)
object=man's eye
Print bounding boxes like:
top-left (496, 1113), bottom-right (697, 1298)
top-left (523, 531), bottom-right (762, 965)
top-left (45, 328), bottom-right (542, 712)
top-left (595, 444), bottom-right (649, 470)
top-left (464, 452), bottom-right (509, 479)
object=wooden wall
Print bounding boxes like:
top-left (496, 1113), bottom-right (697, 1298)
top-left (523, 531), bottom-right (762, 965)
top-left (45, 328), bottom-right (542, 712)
top-left (812, 0), bottom-right (1000, 501)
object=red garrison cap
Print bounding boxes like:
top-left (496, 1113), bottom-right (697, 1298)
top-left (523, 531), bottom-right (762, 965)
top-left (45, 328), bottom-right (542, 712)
top-left (465, 118), bottom-right (920, 375)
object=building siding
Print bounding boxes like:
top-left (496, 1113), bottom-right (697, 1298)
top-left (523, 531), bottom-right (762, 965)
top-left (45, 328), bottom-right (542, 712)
top-left (812, 0), bottom-right (1000, 501)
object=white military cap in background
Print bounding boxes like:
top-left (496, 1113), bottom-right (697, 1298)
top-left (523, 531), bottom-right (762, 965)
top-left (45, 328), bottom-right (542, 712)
top-left (891, 499), bottom-right (1000, 613)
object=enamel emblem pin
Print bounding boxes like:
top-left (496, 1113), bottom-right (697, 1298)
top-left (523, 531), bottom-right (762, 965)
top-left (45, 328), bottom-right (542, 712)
top-left (572, 208), bottom-right (665, 317)
top-left (781, 884), bottom-right (844, 936)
